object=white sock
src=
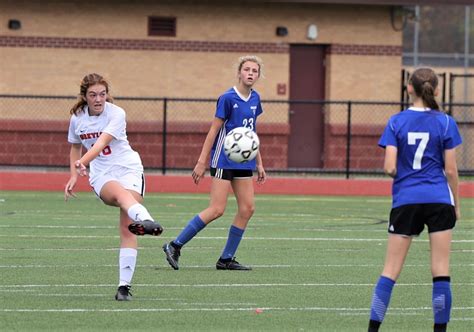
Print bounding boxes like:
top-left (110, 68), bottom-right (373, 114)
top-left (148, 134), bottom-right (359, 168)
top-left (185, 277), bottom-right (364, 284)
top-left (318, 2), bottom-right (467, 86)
top-left (127, 203), bottom-right (154, 222)
top-left (118, 248), bottom-right (137, 286)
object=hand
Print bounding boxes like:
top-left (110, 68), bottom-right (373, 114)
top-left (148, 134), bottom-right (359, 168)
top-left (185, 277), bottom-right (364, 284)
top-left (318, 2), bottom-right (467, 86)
top-left (192, 161), bottom-right (206, 185)
top-left (74, 160), bottom-right (88, 177)
top-left (256, 165), bottom-right (266, 184)
top-left (64, 177), bottom-right (78, 201)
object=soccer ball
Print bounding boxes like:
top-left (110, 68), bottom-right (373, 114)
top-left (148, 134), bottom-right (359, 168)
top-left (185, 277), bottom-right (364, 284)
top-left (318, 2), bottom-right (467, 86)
top-left (224, 127), bottom-right (260, 163)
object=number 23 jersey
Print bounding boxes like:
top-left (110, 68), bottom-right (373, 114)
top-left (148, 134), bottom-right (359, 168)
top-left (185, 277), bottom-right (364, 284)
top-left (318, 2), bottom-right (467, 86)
top-left (67, 102), bottom-right (143, 183)
top-left (210, 87), bottom-right (263, 170)
top-left (379, 108), bottom-right (462, 208)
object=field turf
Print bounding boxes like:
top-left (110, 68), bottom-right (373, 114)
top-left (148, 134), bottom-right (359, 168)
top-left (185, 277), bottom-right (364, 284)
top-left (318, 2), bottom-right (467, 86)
top-left (0, 191), bottom-right (472, 331)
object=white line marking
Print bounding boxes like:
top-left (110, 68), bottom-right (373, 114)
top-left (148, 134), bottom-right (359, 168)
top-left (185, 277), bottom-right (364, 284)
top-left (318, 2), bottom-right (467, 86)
top-left (0, 248), bottom-right (119, 251)
top-left (0, 306), bottom-right (472, 313)
top-left (0, 225), bottom-right (116, 229)
top-left (2, 283), bottom-right (473, 288)
top-left (0, 263), bottom-right (472, 269)
top-left (0, 234), bottom-right (472, 243)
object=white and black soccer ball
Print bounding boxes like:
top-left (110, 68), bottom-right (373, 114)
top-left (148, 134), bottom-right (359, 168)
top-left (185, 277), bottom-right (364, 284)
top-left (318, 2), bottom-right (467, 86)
top-left (224, 127), bottom-right (260, 163)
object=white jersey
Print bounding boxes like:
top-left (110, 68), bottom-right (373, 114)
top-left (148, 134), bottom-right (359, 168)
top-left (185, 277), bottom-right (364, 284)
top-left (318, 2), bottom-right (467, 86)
top-left (67, 102), bottom-right (143, 185)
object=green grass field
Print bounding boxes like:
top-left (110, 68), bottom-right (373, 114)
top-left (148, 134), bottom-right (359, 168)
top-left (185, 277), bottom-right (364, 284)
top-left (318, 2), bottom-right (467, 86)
top-left (0, 191), bottom-right (472, 331)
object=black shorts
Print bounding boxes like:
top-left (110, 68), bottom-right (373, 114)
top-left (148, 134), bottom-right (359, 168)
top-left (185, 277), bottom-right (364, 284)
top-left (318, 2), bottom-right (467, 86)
top-left (210, 168), bottom-right (253, 181)
top-left (388, 203), bottom-right (456, 236)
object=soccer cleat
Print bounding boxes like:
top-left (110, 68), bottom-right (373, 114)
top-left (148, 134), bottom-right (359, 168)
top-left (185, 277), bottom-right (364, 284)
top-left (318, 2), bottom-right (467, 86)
top-left (216, 257), bottom-right (252, 271)
top-left (128, 220), bottom-right (163, 236)
top-left (163, 242), bottom-right (181, 270)
top-left (115, 285), bottom-right (132, 301)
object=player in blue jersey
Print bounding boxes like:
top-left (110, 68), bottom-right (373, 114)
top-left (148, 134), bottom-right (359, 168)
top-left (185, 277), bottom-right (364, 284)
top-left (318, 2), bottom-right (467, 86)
top-left (368, 68), bottom-right (462, 332)
top-left (163, 55), bottom-right (266, 270)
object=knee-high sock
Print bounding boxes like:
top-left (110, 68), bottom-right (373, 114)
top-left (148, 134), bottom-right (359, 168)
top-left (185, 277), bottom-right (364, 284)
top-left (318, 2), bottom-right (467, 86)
top-left (370, 276), bottom-right (395, 323)
top-left (433, 276), bottom-right (452, 325)
top-left (220, 225), bottom-right (245, 260)
top-left (119, 248), bottom-right (137, 286)
top-left (127, 203), bottom-right (153, 222)
top-left (173, 215), bottom-right (206, 247)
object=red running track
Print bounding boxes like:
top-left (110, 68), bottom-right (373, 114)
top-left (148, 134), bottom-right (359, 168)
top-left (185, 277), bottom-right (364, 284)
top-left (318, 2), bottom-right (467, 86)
top-left (0, 171), bottom-right (472, 197)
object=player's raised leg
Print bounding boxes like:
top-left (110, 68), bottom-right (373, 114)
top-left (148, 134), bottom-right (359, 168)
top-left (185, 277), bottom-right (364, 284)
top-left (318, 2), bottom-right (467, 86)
top-left (100, 180), bottom-right (163, 236)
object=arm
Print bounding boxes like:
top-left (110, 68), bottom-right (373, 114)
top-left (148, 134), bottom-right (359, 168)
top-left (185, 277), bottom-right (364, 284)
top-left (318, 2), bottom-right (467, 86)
top-left (192, 117), bottom-right (224, 184)
top-left (64, 143), bottom-right (82, 201)
top-left (74, 133), bottom-right (114, 175)
top-left (444, 148), bottom-right (460, 219)
top-left (383, 145), bottom-right (397, 178)
top-left (256, 150), bottom-right (266, 184)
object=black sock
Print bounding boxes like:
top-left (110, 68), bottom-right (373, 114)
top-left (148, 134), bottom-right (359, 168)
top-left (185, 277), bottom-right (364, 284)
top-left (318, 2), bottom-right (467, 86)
top-left (434, 323), bottom-right (447, 332)
top-left (170, 241), bottom-right (182, 249)
top-left (368, 319), bottom-right (381, 332)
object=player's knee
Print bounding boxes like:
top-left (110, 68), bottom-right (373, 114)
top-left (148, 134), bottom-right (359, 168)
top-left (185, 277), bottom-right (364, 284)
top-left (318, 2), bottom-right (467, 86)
top-left (209, 206), bottom-right (226, 219)
top-left (239, 204), bottom-right (255, 219)
top-left (101, 193), bottom-right (122, 207)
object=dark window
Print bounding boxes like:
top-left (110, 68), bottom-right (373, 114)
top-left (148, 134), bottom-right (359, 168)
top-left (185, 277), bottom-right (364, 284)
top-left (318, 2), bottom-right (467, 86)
top-left (148, 16), bottom-right (176, 37)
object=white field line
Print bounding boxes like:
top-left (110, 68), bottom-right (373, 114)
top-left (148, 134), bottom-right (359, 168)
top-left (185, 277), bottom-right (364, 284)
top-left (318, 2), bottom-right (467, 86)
top-left (0, 194), bottom-right (388, 203)
top-left (146, 195), bottom-right (393, 203)
top-left (0, 307), bottom-right (473, 314)
top-left (7, 224), bottom-right (474, 235)
top-left (1, 282), bottom-right (474, 288)
top-left (0, 225), bottom-right (392, 232)
top-left (0, 263), bottom-right (472, 269)
top-left (1, 248), bottom-right (473, 253)
top-left (0, 234), bottom-right (472, 243)
top-left (0, 225), bottom-right (117, 229)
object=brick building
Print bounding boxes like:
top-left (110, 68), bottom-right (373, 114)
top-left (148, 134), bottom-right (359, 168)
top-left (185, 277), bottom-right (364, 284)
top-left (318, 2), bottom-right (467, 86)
top-left (0, 0), bottom-right (469, 171)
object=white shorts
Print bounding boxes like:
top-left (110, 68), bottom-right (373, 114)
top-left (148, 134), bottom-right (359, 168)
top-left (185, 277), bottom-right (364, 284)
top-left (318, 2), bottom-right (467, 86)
top-left (91, 166), bottom-right (145, 198)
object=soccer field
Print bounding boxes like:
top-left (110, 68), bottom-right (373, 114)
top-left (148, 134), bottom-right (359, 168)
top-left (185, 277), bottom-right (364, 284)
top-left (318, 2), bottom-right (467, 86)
top-left (0, 191), bottom-right (472, 331)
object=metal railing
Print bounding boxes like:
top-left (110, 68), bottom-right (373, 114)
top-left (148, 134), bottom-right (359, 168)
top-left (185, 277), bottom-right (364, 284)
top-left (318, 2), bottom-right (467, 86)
top-left (0, 95), bottom-right (473, 178)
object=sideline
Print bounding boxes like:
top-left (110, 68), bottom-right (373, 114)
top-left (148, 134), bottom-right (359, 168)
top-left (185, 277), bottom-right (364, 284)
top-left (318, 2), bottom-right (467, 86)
top-left (0, 170), bottom-right (472, 197)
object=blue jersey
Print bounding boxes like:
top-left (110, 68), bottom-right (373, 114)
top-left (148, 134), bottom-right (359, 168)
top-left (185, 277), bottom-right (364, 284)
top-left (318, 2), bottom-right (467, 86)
top-left (379, 107), bottom-right (462, 208)
top-left (210, 87), bottom-right (263, 170)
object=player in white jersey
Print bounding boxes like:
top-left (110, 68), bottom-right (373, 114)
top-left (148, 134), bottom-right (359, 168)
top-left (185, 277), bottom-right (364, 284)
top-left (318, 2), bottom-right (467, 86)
top-left (163, 56), bottom-right (266, 271)
top-left (64, 73), bottom-right (163, 301)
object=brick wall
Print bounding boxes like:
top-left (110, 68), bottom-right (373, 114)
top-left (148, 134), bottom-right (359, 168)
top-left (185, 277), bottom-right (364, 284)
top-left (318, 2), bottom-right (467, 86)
top-left (0, 120), bottom-right (384, 171)
top-left (0, 120), bottom-right (289, 169)
top-left (324, 123), bottom-right (385, 170)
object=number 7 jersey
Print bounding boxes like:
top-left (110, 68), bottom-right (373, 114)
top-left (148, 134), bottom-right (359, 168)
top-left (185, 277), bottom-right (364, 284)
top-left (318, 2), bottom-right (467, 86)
top-left (67, 102), bottom-right (143, 184)
top-left (379, 107), bottom-right (462, 208)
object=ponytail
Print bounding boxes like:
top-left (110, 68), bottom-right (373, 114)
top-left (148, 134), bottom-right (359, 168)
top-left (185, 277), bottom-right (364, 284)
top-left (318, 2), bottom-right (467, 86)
top-left (420, 81), bottom-right (439, 110)
top-left (409, 68), bottom-right (440, 111)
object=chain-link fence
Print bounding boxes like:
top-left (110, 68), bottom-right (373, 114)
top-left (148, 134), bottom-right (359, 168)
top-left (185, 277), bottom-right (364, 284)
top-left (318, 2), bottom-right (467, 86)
top-left (450, 74), bottom-right (474, 105)
top-left (0, 95), bottom-right (472, 177)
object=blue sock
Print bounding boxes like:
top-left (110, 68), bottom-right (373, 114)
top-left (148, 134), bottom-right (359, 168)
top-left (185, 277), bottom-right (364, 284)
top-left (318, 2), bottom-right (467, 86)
top-left (370, 276), bottom-right (396, 323)
top-left (433, 277), bottom-right (451, 324)
top-left (173, 215), bottom-right (206, 247)
top-left (220, 225), bottom-right (245, 260)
